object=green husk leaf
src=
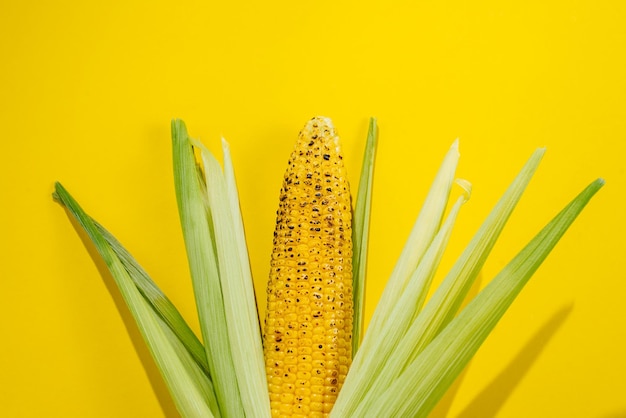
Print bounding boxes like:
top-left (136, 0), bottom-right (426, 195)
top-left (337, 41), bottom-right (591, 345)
top-left (347, 140), bottom-right (460, 388)
top-left (422, 148), bottom-right (546, 330)
top-left (390, 148), bottom-right (545, 368)
top-left (335, 148), bottom-right (544, 416)
top-left (351, 117), bottom-right (378, 355)
top-left (54, 183), bottom-right (217, 418)
top-left (172, 119), bottom-right (244, 417)
top-left (361, 177), bottom-right (604, 417)
top-left (195, 138), bottom-right (271, 417)
top-left (220, 138), bottom-right (261, 324)
top-left (343, 148), bottom-right (546, 415)
top-left (333, 193), bottom-right (467, 416)
top-left (93, 221), bottom-right (211, 377)
top-left (361, 140), bottom-right (460, 347)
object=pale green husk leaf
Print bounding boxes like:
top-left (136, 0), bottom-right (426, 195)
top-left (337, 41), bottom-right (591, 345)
top-left (351, 117), bottom-right (378, 355)
top-left (333, 192), bottom-right (467, 416)
top-left (54, 183), bottom-right (217, 418)
top-left (335, 140), bottom-right (461, 415)
top-left (171, 120), bottom-right (244, 417)
top-left (94, 220), bottom-right (211, 377)
top-left (361, 139), bottom-right (460, 345)
top-left (360, 177), bottom-right (604, 417)
top-left (194, 137), bottom-right (271, 417)
top-left (334, 148), bottom-right (545, 416)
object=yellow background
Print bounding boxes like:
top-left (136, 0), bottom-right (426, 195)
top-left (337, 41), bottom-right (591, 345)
top-left (1, 0), bottom-right (624, 416)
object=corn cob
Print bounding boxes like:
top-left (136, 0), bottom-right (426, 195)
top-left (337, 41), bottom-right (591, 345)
top-left (263, 117), bottom-right (354, 418)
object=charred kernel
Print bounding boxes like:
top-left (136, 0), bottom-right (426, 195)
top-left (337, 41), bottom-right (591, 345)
top-left (263, 117), bottom-right (353, 416)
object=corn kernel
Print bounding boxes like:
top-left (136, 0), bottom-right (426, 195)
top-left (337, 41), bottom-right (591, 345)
top-left (263, 117), bottom-right (353, 416)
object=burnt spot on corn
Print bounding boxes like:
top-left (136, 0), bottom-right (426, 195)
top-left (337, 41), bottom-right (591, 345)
top-left (263, 117), bottom-right (353, 418)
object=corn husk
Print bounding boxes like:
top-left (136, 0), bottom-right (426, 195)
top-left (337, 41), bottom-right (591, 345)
top-left (55, 118), bottom-right (602, 418)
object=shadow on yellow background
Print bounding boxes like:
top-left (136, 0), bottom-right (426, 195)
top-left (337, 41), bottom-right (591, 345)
top-left (453, 305), bottom-right (573, 417)
top-left (58, 204), bottom-right (181, 417)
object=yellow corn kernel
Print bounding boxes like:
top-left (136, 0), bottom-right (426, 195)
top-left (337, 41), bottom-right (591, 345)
top-left (263, 117), bottom-right (353, 417)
